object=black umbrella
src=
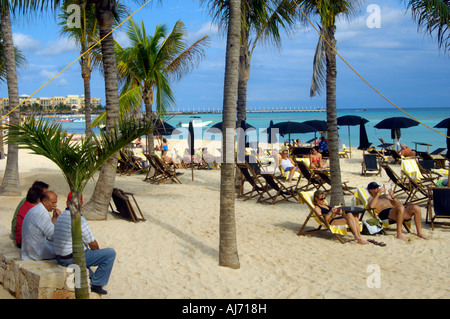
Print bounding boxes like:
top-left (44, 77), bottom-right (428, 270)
top-left (358, 117), bottom-right (371, 150)
top-left (434, 118), bottom-right (450, 129)
top-left (266, 120), bottom-right (278, 144)
top-left (302, 119), bottom-right (327, 132)
top-left (337, 115), bottom-right (369, 158)
top-left (208, 121), bottom-right (255, 131)
top-left (262, 121), bottom-right (317, 143)
top-left (153, 120), bottom-right (176, 136)
top-left (374, 117), bottom-right (419, 150)
top-left (188, 120), bottom-right (195, 181)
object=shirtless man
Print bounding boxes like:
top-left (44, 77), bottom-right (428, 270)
top-left (367, 182), bottom-right (426, 240)
top-left (399, 143), bottom-right (416, 157)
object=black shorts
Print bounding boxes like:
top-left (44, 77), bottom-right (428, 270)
top-left (378, 208), bottom-right (391, 220)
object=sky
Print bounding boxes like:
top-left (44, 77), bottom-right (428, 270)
top-left (3, 0), bottom-right (450, 112)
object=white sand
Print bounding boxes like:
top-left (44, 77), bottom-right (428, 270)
top-left (1, 144), bottom-right (450, 299)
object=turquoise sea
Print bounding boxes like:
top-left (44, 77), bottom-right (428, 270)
top-left (56, 107), bottom-right (449, 152)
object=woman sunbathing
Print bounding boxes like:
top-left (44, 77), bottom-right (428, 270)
top-left (309, 147), bottom-right (328, 170)
top-left (313, 190), bottom-right (369, 245)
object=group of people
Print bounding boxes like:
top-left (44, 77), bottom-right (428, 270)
top-left (10, 181), bottom-right (116, 295)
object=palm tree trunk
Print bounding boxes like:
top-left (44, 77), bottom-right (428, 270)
top-left (0, 8), bottom-right (21, 196)
top-left (144, 88), bottom-right (156, 156)
top-left (83, 2), bottom-right (120, 220)
top-left (0, 106), bottom-right (5, 159)
top-left (81, 47), bottom-right (93, 136)
top-left (219, 0), bottom-right (241, 270)
top-left (324, 25), bottom-right (343, 205)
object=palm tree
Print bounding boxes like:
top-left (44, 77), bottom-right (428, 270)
top-left (405, 0), bottom-right (450, 53)
top-left (5, 116), bottom-right (156, 298)
top-left (298, 0), bottom-right (359, 206)
top-left (112, 19), bottom-right (209, 154)
top-left (0, 1), bottom-right (22, 195)
top-left (58, 1), bottom-right (128, 136)
top-left (218, 0), bottom-right (241, 269)
top-left (0, 29), bottom-right (26, 160)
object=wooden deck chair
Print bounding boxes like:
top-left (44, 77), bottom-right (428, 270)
top-left (384, 165), bottom-right (428, 206)
top-left (117, 150), bottom-right (131, 175)
top-left (278, 163), bottom-right (301, 181)
top-left (152, 154), bottom-right (184, 184)
top-left (296, 160), bottom-right (327, 192)
top-left (426, 187), bottom-right (450, 229)
top-left (314, 170), bottom-right (354, 195)
top-left (298, 190), bottom-right (362, 243)
top-left (236, 161), bottom-right (267, 201)
top-left (109, 188), bottom-right (145, 222)
top-left (354, 187), bottom-right (411, 234)
top-left (144, 154), bottom-right (165, 184)
top-left (258, 173), bottom-right (298, 205)
top-left (418, 160), bottom-right (447, 180)
top-left (401, 159), bottom-right (436, 186)
top-left (338, 144), bottom-right (350, 158)
top-left (361, 154), bottom-right (382, 177)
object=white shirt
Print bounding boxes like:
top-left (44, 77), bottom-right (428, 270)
top-left (53, 209), bottom-right (95, 256)
top-left (21, 202), bottom-right (55, 260)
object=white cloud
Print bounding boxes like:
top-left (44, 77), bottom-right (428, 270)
top-left (36, 37), bottom-right (78, 56)
top-left (12, 33), bottom-right (41, 53)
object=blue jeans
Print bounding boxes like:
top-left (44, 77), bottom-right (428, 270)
top-left (57, 248), bottom-right (116, 287)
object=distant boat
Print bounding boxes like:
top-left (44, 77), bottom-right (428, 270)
top-left (55, 118), bottom-right (75, 123)
top-left (180, 120), bottom-right (213, 128)
top-left (73, 118), bottom-right (85, 122)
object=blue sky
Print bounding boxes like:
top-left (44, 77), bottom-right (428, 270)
top-left (3, 0), bottom-right (450, 112)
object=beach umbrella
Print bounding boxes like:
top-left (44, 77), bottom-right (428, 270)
top-left (358, 117), bottom-right (371, 150)
top-left (374, 117), bottom-right (419, 149)
top-left (153, 120), bottom-right (176, 136)
top-left (302, 119), bottom-right (327, 132)
top-left (434, 118), bottom-right (450, 129)
top-left (208, 121), bottom-right (255, 131)
top-left (337, 115), bottom-right (369, 158)
top-left (188, 120), bottom-right (195, 181)
top-left (270, 121), bottom-right (317, 142)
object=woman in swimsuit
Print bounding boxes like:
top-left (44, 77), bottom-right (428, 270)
top-left (313, 190), bottom-right (369, 245)
top-left (279, 150), bottom-right (300, 182)
top-left (309, 147), bottom-right (328, 170)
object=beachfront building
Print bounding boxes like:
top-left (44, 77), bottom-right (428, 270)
top-left (0, 94), bottom-right (101, 112)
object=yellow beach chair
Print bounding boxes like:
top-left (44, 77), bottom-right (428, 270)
top-left (298, 190), bottom-right (362, 243)
top-left (401, 158), bottom-right (436, 186)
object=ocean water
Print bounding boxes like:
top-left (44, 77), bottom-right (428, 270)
top-left (56, 107), bottom-right (449, 151)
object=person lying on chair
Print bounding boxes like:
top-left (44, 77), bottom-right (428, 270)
top-left (313, 190), bottom-right (369, 245)
top-left (367, 182), bottom-right (426, 240)
top-left (399, 143), bottom-right (416, 157)
top-left (54, 193), bottom-right (116, 295)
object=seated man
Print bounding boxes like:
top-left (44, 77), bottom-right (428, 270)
top-left (21, 191), bottom-right (61, 260)
top-left (318, 136), bottom-right (328, 153)
top-left (399, 143), bottom-right (416, 157)
top-left (367, 182), bottom-right (426, 240)
top-left (15, 186), bottom-right (45, 248)
top-left (11, 180), bottom-right (48, 240)
top-left (54, 193), bottom-right (116, 295)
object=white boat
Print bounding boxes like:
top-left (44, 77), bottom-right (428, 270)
top-left (180, 120), bottom-right (213, 128)
top-left (73, 118), bottom-right (85, 122)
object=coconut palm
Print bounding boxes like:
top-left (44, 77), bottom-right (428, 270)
top-left (405, 0), bottom-right (450, 53)
top-left (5, 116), bottom-right (156, 298)
top-left (298, 0), bottom-right (360, 205)
top-left (58, 1), bottom-right (128, 136)
top-left (0, 1), bottom-right (22, 195)
top-left (217, 0), bottom-right (241, 269)
top-left (108, 18), bottom-right (209, 154)
top-left (0, 29), bottom-right (26, 160)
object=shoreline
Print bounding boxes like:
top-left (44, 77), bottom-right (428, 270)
top-left (1, 146), bottom-right (449, 299)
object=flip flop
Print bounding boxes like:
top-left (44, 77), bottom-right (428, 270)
top-left (368, 239), bottom-right (386, 246)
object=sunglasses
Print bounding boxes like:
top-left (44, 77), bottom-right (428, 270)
top-left (318, 197), bottom-right (326, 200)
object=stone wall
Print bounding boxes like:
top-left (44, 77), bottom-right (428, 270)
top-left (0, 228), bottom-right (97, 299)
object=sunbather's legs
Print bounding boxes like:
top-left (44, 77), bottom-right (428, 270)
top-left (332, 214), bottom-right (369, 245)
top-left (387, 205), bottom-right (406, 240)
top-left (405, 204), bottom-right (427, 239)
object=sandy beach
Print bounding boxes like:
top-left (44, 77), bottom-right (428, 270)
top-left (1, 140), bottom-right (450, 300)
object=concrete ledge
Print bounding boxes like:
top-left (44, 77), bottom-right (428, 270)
top-left (0, 230), bottom-right (97, 299)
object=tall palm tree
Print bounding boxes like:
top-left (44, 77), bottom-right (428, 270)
top-left (6, 116), bottom-right (156, 298)
top-left (405, 0), bottom-right (450, 53)
top-left (298, 0), bottom-right (360, 205)
top-left (112, 19), bottom-right (209, 154)
top-left (0, 1), bottom-right (22, 195)
top-left (58, 1), bottom-right (128, 136)
top-left (0, 29), bottom-right (26, 160)
top-left (218, 0), bottom-right (241, 269)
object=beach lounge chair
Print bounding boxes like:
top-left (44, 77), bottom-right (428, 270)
top-left (401, 159), bottom-right (437, 186)
top-left (296, 160), bottom-right (328, 192)
top-left (278, 163), bottom-right (301, 181)
top-left (297, 190), bottom-right (362, 243)
top-left (426, 187), bottom-right (450, 229)
top-left (384, 165), bottom-right (428, 206)
top-left (313, 170), bottom-right (354, 195)
top-left (361, 154), bottom-right (382, 177)
top-left (338, 144), bottom-right (350, 158)
top-left (152, 154), bottom-right (184, 184)
top-left (144, 154), bottom-right (165, 184)
top-left (109, 188), bottom-right (145, 222)
top-left (236, 161), bottom-right (267, 202)
top-left (258, 173), bottom-right (298, 205)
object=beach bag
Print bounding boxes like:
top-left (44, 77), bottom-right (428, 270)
top-left (361, 218), bottom-right (383, 235)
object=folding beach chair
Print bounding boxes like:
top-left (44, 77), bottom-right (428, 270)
top-left (296, 160), bottom-right (328, 192)
top-left (361, 154), bottom-right (382, 177)
top-left (152, 155), bottom-right (184, 184)
top-left (236, 161), bottom-right (267, 202)
top-left (297, 190), bottom-right (362, 243)
top-left (384, 165), bottom-right (428, 206)
top-left (426, 187), bottom-right (450, 229)
top-left (110, 188), bottom-right (145, 222)
top-left (144, 154), bottom-right (165, 184)
top-left (278, 163), bottom-right (301, 181)
top-left (258, 173), bottom-right (298, 205)
top-left (401, 159), bottom-right (436, 186)
top-left (314, 170), bottom-right (355, 195)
